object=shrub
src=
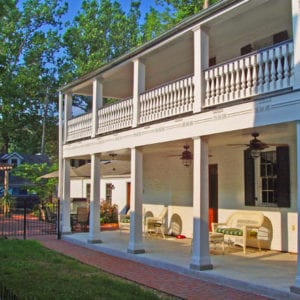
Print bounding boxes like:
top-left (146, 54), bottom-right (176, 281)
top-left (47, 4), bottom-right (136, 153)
top-left (100, 200), bottom-right (118, 224)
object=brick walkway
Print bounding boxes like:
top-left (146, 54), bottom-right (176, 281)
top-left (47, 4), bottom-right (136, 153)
top-left (33, 235), bottom-right (271, 300)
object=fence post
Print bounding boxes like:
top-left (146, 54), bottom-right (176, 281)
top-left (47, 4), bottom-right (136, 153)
top-left (57, 198), bottom-right (61, 240)
top-left (23, 198), bottom-right (27, 240)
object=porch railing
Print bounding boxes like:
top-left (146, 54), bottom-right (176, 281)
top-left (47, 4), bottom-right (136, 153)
top-left (139, 75), bottom-right (194, 124)
top-left (67, 113), bottom-right (92, 142)
top-left (204, 40), bottom-right (294, 107)
top-left (65, 40), bottom-right (294, 142)
top-left (97, 97), bottom-right (133, 134)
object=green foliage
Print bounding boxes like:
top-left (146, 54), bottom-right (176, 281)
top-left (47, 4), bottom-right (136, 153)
top-left (62, 0), bottom-right (142, 79)
top-left (100, 200), bottom-right (118, 224)
top-left (12, 162), bottom-right (58, 202)
top-left (0, 0), bottom-right (67, 157)
top-left (0, 194), bottom-right (14, 214)
top-left (0, 239), bottom-right (169, 299)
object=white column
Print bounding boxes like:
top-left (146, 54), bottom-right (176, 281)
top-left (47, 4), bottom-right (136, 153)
top-left (291, 121), bottom-right (300, 294)
top-left (63, 93), bottom-right (72, 142)
top-left (88, 153), bottom-right (102, 243)
top-left (292, 0), bottom-right (300, 89)
top-left (193, 26), bottom-right (209, 113)
top-left (190, 136), bottom-right (212, 270)
top-left (61, 158), bottom-right (71, 233)
top-left (127, 147), bottom-right (145, 254)
top-left (91, 79), bottom-right (103, 137)
top-left (132, 59), bottom-right (145, 128)
top-left (58, 92), bottom-right (63, 199)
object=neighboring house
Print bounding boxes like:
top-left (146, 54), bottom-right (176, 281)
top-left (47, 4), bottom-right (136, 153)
top-left (58, 0), bottom-right (300, 293)
top-left (0, 152), bottom-right (50, 196)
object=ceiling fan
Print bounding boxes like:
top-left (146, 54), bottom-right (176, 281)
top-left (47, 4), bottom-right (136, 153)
top-left (228, 132), bottom-right (286, 151)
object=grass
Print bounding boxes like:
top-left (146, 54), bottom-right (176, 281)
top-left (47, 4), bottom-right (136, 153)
top-left (0, 239), bottom-right (175, 300)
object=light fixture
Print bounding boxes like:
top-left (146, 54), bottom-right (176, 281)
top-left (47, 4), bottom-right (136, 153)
top-left (180, 144), bottom-right (193, 167)
top-left (251, 149), bottom-right (261, 158)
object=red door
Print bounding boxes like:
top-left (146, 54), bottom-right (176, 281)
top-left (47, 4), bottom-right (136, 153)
top-left (209, 164), bottom-right (218, 231)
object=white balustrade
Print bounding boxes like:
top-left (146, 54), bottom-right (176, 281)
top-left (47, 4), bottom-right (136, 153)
top-left (97, 97), bottom-right (133, 134)
top-left (67, 113), bottom-right (92, 142)
top-left (65, 41), bottom-right (294, 142)
top-left (139, 75), bottom-right (194, 124)
top-left (204, 40), bottom-right (294, 107)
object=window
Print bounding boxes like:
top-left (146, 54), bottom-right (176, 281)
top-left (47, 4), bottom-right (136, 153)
top-left (11, 158), bottom-right (18, 167)
top-left (106, 183), bottom-right (113, 205)
top-left (244, 146), bottom-right (290, 207)
top-left (259, 151), bottom-right (277, 206)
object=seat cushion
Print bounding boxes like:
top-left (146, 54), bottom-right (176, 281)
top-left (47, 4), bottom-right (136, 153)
top-left (216, 227), bottom-right (243, 236)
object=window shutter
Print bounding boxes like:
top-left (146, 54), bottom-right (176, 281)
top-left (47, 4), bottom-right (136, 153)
top-left (244, 149), bottom-right (255, 206)
top-left (276, 146), bottom-right (290, 207)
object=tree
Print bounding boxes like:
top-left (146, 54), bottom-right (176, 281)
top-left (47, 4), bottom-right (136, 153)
top-left (0, 0), bottom-right (67, 158)
top-left (12, 162), bottom-right (58, 203)
top-left (156, 0), bottom-right (218, 24)
top-left (62, 0), bottom-right (142, 80)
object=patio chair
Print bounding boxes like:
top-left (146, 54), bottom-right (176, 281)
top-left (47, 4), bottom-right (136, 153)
top-left (119, 208), bottom-right (130, 232)
top-left (145, 206), bottom-right (168, 239)
top-left (77, 207), bottom-right (89, 232)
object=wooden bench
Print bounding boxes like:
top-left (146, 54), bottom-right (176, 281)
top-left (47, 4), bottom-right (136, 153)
top-left (212, 211), bottom-right (265, 254)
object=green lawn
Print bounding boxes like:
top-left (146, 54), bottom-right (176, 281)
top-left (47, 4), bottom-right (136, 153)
top-left (0, 239), bottom-right (174, 300)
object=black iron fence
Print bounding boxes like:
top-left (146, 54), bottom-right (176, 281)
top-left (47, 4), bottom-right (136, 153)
top-left (0, 282), bottom-right (18, 300)
top-left (0, 198), bottom-right (60, 239)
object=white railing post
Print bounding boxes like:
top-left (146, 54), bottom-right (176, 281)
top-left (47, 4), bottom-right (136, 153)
top-left (64, 93), bottom-right (72, 142)
top-left (292, 0), bottom-right (300, 89)
top-left (92, 78), bottom-right (103, 137)
top-left (193, 26), bottom-right (208, 113)
top-left (133, 59), bottom-right (145, 127)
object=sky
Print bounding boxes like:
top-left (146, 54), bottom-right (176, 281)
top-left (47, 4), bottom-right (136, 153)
top-left (65, 0), bottom-right (162, 23)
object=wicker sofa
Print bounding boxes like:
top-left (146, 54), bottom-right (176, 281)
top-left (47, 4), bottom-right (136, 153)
top-left (212, 211), bottom-right (265, 254)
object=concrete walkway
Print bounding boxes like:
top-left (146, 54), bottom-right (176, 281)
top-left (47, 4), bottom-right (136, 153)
top-left (33, 231), bottom-right (300, 300)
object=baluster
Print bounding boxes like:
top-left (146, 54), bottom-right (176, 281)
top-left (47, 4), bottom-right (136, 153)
top-left (184, 78), bottom-right (189, 110)
top-left (288, 42), bottom-right (294, 86)
top-left (240, 58), bottom-right (246, 98)
top-left (210, 69), bottom-right (215, 105)
top-left (176, 80), bottom-right (179, 114)
top-left (270, 48), bottom-right (276, 91)
top-left (191, 76), bottom-right (195, 110)
top-left (263, 50), bottom-right (270, 92)
top-left (276, 46), bottom-right (283, 90)
top-left (219, 65), bottom-right (224, 103)
top-left (282, 43), bottom-right (289, 88)
top-left (204, 71), bottom-right (210, 106)
top-left (251, 55), bottom-right (257, 95)
top-left (171, 82), bottom-right (176, 116)
top-left (214, 67), bottom-right (220, 104)
top-left (168, 84), bottom-right (172, 117)
top-left (156, 88), bottom-right (160, 120)
top-left (257, 52), bottom-right (263, 94)
top-left (234, 60), bottom-right (240, 99)
top-left (223, 64), bottom-right (229, 103)
top-left (164, 85), bottom-right (169, 117)
top-left (228, 63), bottom-right (234, 101)
top-left (246, 56), bottom-right (252, 97)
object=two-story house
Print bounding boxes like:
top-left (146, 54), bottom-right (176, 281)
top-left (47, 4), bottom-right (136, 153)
top-left (58, 0), bottom-right (300, 292)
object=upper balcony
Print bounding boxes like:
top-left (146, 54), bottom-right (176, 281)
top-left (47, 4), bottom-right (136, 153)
top-left (61, 0), bottom-right (295, 143)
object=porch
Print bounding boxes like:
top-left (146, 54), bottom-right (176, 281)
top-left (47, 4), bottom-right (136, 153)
top-left (65, 39), bottom-right (294, 143)
top-left (63, 230), bottom-right (297, 299)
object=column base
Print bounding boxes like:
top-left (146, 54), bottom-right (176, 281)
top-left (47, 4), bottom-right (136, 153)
top-left (190, 263), bottom-right (213, 271)
top-left (88, 239), bottom-right (102, 244)
top-left (61, 231), bottom-right (72, 235)
top-left (127, 248), bottom-right (145, 254)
